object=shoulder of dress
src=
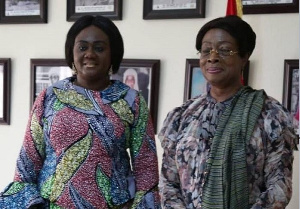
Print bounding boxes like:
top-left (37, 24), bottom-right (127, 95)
top-left (262, 96), bottom-right (293, 119)
top-left (259, 96), bottom-right (297, 144)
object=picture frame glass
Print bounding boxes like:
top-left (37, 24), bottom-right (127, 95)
top-left (190, 66), bottom-right (208, 98)
top-left (34, 66), bottom-right (72, 98)
top-left (0, 58), bottom-right (11, 125)
top-left (111, 67), bottom-right (152, 108)
top-left (282, 59), bottom-right (299, 135)
top-left (143, 0), bottom-right (205, 20)
top-left (110, 59), bottom-right (160, 133)
top-left (75, 0), bottom-right (115, 13)
top-left (242, 0), bottom-right (298, 14)
top-left (31, 59), bottom-right (73, 107)
top-left (5, 0), bottom-right (41, 16)
top-left (68, 0), bottom-right (122, 21)
top-left (290, 68), bottom-right (299, 117)
top-left (290, 68), bottom-right (299, 136)
top-left (242, 0), bottom-right (293, 5)
top-left (0, 65), bottom-right (3, 118)
top-left (291, 68), bottom-right (299, 135)
top-left (152, 0), bottom-right (197, 10)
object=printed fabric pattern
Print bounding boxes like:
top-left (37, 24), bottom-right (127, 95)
top-left (0, 78), bottom-right (160, 209)
top-left (159, 90), bottom-right (297, 209)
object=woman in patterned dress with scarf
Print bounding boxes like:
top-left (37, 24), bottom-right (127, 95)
top-left (159, 16), bottom-right (298, 209)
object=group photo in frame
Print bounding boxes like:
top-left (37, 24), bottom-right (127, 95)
top-left (111, 59), bottom-right (160, 133)
top-left (0, 0), bottom-right (47, 24)
top-left (0, 58), bottom-right (11, 125)
top-left (143, 0), bottom-right (205, 19)
top-left (30, 59), bottom-right (72, 107)
top-left (67, 0), bottom-right (122, 21)
top-left (242, 0), bottom-right (299, 14)
top-left (282, 59), bottom-right (299, 134)
top-left (183, 59), bottom-right (249, 101)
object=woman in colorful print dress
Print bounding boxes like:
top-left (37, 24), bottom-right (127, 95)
top-left (0, 15), bottom-right (160, 209)
top-left (159, 16), bottom-right (298, 209)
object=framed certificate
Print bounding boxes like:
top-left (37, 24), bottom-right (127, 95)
top-left (0, 0), bottom-right (47, 24)
top-left (67, 0), bottom-right (122, 21)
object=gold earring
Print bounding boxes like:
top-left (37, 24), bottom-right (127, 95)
top-left (108, 66), bottom-right (113, 76)
top-left (72, 62), bottom-right (77, 75)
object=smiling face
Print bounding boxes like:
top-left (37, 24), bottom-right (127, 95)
top-left (199, 28), bottom-right (248, 90)
top-left (73, 25), bottom-right (111, 87)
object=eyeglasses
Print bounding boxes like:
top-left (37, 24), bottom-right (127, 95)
top-left (198, 49), bottom-right (239, 59)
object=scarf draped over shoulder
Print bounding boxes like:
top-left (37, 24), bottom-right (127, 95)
top-left (202, 86), bottom-right (265, 209)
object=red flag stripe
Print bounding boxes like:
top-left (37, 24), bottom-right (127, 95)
top-left (226, 0), bottom-right (237, 16)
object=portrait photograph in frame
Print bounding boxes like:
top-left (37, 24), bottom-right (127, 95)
top-left (282, 59), bottom-right (299, 134)
top-left (0, 58), bottom-right (11, 125)
top-left (242, 0), bottom-right (299, 14)
top-left (143, 0), bottom-right (206, 20)
top-left (111, 59), bottom-right (160, 133)
top-left (0, 0), bottom-right (47, 24)
top-left (30, 59), bottom-right (72, 107)
top-left (183, 59), bottom-right (249, 101)
top-left (67, 0), bottom-right (122, 21)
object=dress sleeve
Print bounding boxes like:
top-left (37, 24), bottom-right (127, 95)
top-left (129, 93), bottom-right (161, 209)
top-left (0, 90), bottom-right (47, 209)
top-left (158, 106), bottom-right (187, 208)
top-left (251, 99), bottom-right (298, 209)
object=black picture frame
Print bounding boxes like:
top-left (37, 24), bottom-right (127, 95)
top-left (143, 0), bottom-right (205, 20)
top-left (111, 59), bottom-right (160, 133)
top-left (282, 59), bottom-right (299, 115)
top-left (242, 0), bottom-right (299, 14)
top-left (183, 59), bottom-right (249, 101)
top-left (67, 0), bottom-right (122, 21)
top-left (0, 0), bottom-right (47, 24)
top-left (30, 59), bottom-right (72, 107)
top-left (0, 58), bottom-right (11, 125)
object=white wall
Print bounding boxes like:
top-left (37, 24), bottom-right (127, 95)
top-left (0, 0), bottom-right (298, 208)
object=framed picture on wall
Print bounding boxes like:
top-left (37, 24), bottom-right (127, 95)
top-left (183, 59), bottom-right (249, 101)
top-left (67, 0), bottom-right (122, 21)
top-left (282, 59), bottom-right (299, 134)
top-left (0, 0), bottom-right (47, 24)
top-left (242, 0), bottom-right (299, 14)
top-left (0, 58), bottom-right (11, 125)
top-left (143, 0), bottom-right (206, 20)
top-left (30, 59), bottom-right (73, 107)
top-left (111, 59), bottom-right (160, 133)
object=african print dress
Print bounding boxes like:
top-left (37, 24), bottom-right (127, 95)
top-left (0, 78), bottom-right (160, 209)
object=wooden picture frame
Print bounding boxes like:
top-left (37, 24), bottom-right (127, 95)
top-left (111, 59), bottom-right (160, 133)
top-left (0, 0), bottom-right (47, 24)
top-left (143, 0), bottom-right (205, 20)
top-left (30, 59), bottom-right (72, 107)
top-left (282, 59), bottom-right (299, 116)
top-left (67, 0), bottom-right (122, 21)
top-left (0, 58), bottom-right (11, 125)
top-left (242, 0), bottom-right (299, 14)
top-left (183, 59), bottom-right (249, 101)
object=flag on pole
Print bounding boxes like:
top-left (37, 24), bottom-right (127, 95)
top-left (226, 0), bottom-right (243, 17)
top-left (226, 0), bottom-right (244, 84)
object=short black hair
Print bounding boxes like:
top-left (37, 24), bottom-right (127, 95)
top-left (196, 15), bottom-right (256, 58)
top-left (65, 15), bottom-right (124, 74)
